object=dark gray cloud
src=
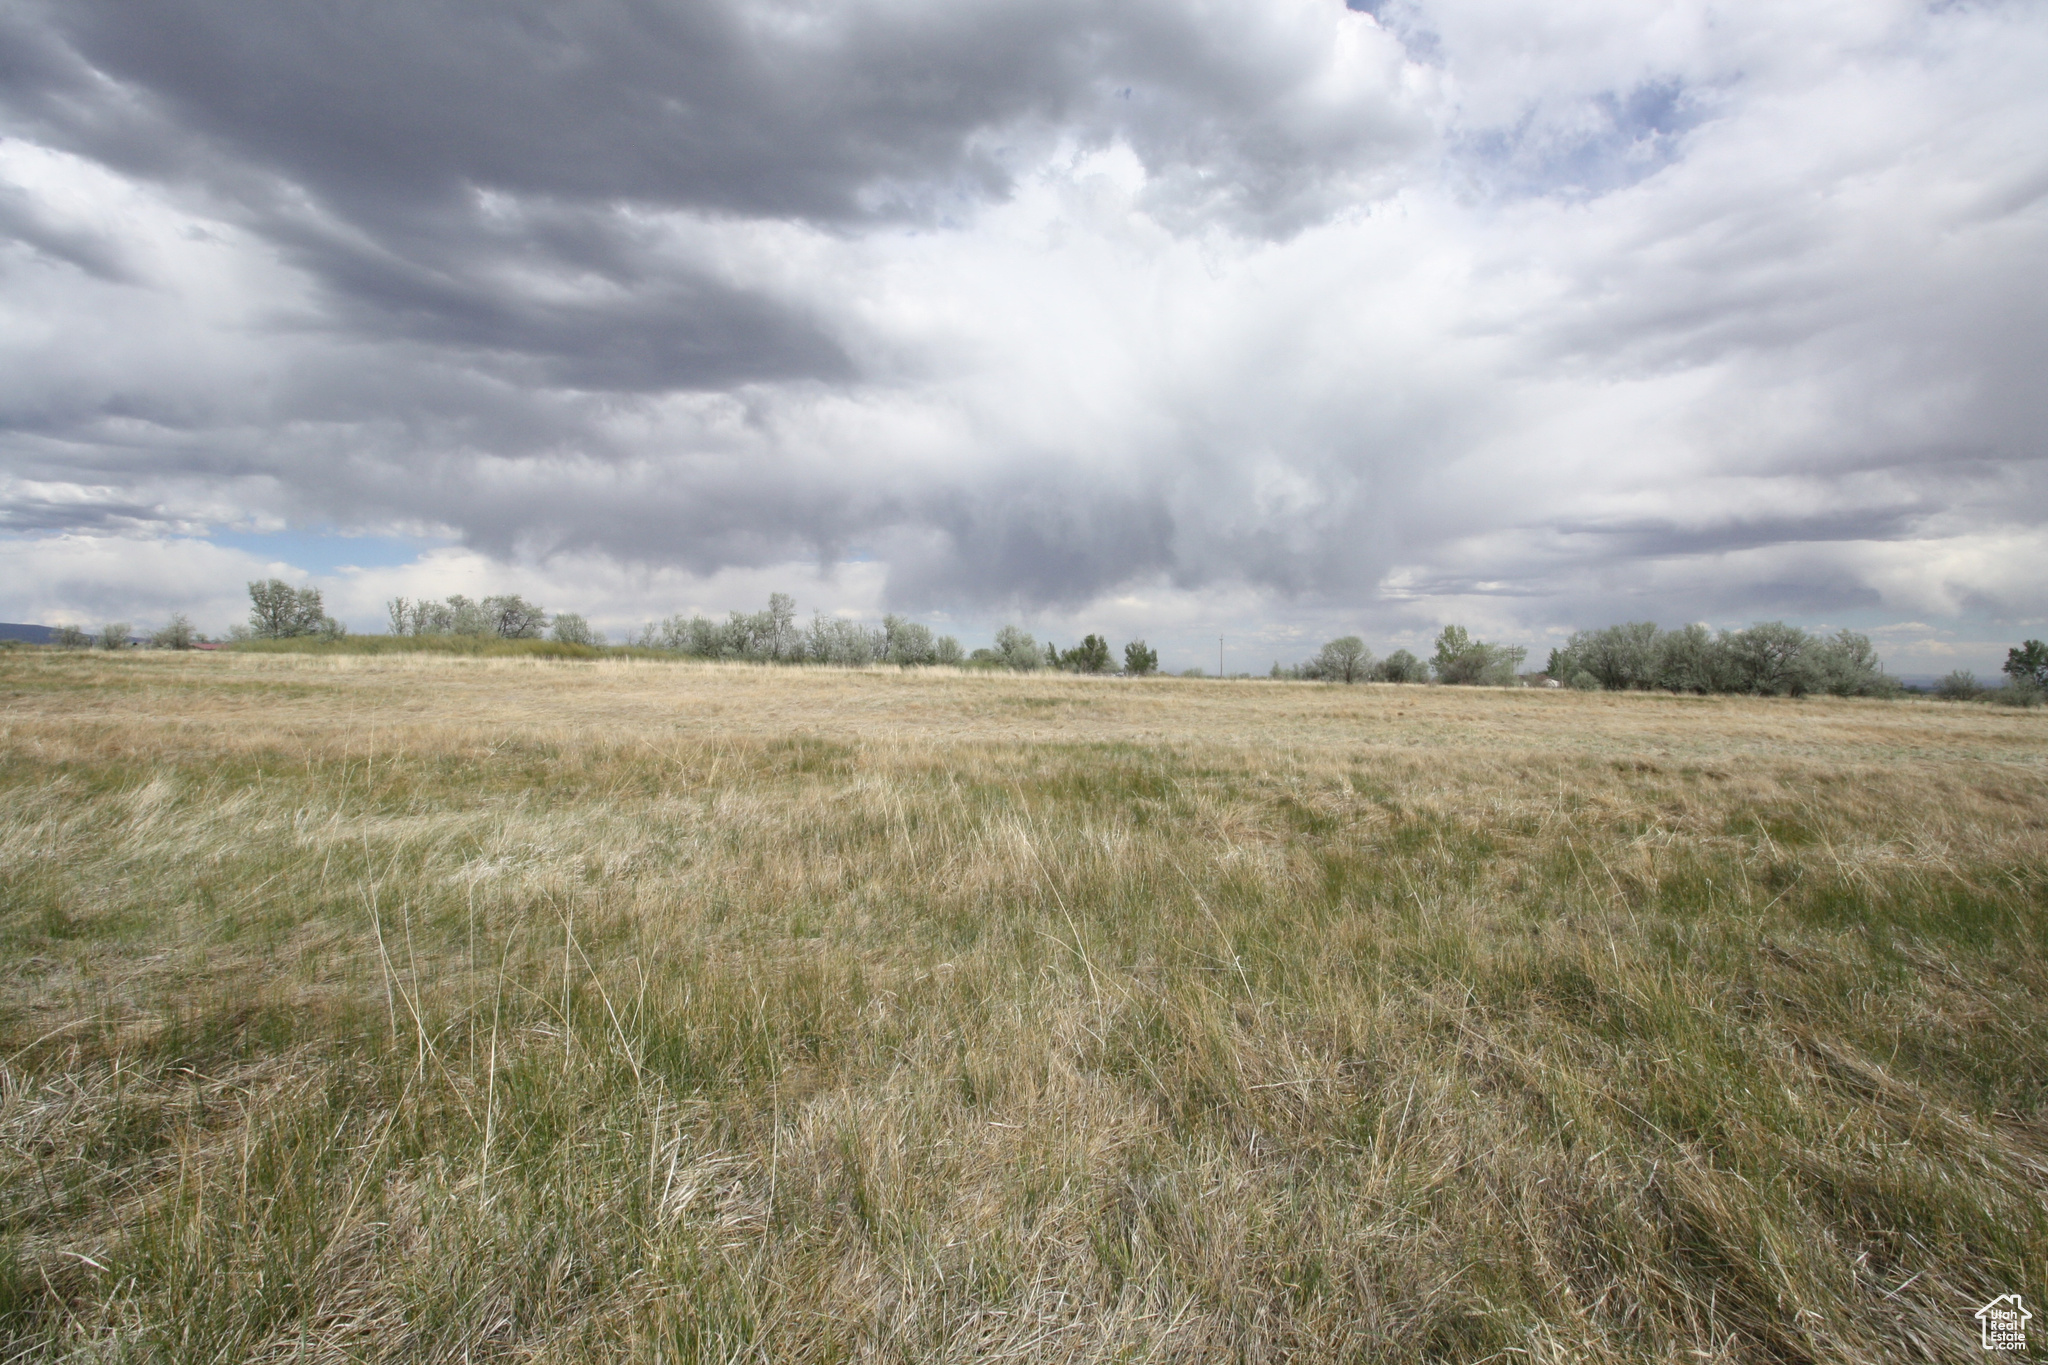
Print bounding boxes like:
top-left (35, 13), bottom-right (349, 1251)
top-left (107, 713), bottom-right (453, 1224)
top-left (0, 0), bottom-right (1416, 394)
top-left (0, 493), bottom-right (163, 533)
top-left (0, 180), bottom-right (135, 280)
top-left (23, 0), bottom-right (1412, 221)
top-left (269, 213), bottom-right (856, 393)
top-left (0, 0), bottom-right (1419, 587)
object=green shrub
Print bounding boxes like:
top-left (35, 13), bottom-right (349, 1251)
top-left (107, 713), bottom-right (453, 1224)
top-left (1431, 625), bottom-right (1525, 685)
top-left (1934, 670), bottom-right (1980, 700)
top-left (549, 612), bottom-right (604, 646)
top-left (1375, 648), bottom-right (1426, 683)
top-left (150, 614), bottom-right (197, 650)
top-left (1053, 634), bottom-right (1114, 673)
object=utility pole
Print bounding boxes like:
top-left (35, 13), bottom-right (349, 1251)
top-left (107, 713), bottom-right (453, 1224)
top-left (1218, 635), bottom-right (1224, 679)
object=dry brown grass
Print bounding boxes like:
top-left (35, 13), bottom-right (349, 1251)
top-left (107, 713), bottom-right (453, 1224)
top-left (1, 650), bottom-right (2045, 1362)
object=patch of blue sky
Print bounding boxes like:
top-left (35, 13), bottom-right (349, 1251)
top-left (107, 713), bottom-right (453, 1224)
top-left (1458, 79), bottom-right (1706, 202)
top-left (206, 528), bottom-right (451, 577)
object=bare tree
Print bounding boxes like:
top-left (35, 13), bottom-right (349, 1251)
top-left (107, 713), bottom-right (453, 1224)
top-left (151, 614), bottom-right (196, 650)
top-left (483, 594), bottom-right (547, 639)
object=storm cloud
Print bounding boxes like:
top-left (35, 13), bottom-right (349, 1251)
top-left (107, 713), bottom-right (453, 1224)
top-left (0, 0), bottom-right (2043, 668)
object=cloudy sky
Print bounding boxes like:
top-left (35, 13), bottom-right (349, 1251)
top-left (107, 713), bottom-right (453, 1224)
top-left (2, 0), bottom-right (2043, 672)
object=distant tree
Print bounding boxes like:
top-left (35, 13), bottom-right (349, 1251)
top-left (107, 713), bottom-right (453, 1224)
top-left (1935, 670), bottom-right (1980, 700)
top-left (766, 592), bottom-right (800, 659)
top-left (151, 613), bottom-right (196, 650)
top-left (249, 579), bottom-right (313, 637)
top-left (248, 579), bottom-right (342, 639)
top-left (1314, 636), bottom-right (1372, 684)
top-left (1806, 629), bottom-right (1897, 697)
top-left (2005, 640), bottom-right (2048, 690)
top-left (1059, 634), bottom-right (1113, 673)
top-left (1548, 620), bottom-right (1739, 693)
top-left (99, 622), bottom-right (130, 651)
top-left (482, 594), bottom-right (547, 639)
top-left (437, 595), bottom-right (494, 636)
top-left (1431, 625), bottom-right (1474, 682)
top-left (1375, 649), bottom-right (1426, 683)
top-left (1653, 623), bottom-right (1730, 694)
top-left (993, 626), bottom-right (1041, 671)
top-left (725, 609), bottom-right (759, 655)
top-left (1123, 639), bottom-right (1158, 675)
top-left (388, 596), bottom-right (460, 635)
top-left (704, 593), bottom-right (801, 660)
top-left (688, 614), bottom-right (731, 656)
top-left (549, 612), bottom-right (604, 646)
top-left (1724, 621), bottom-right (1810, 695)
top-left (1562, 621), bottom-right (1662, 690)
top-left (934, 635), bottom-right (964, 666)
top-left (53, 624), bottom-right (91, 649)
top-left (1431, 625), bottom-right (1524, 685)
top-left (804, 613), bottom-right (884, 665)
top-left (884, 614), bottom-right (938, 666)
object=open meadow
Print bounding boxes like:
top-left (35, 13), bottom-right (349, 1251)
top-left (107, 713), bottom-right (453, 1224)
top-left (2, 649), bottom-right (2045, 1362)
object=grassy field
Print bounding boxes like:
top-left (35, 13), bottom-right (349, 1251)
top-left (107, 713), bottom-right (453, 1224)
top-left (1, 650), bottom-right (2044, 1362)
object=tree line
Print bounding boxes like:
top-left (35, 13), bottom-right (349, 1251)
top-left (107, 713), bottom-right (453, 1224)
top-left (35, 579), bottom-right (2048, 705)
top-left (1540, 620), bottom-right (1896, 697)
top-left (1936, 641), bottom-right (2048, 705)
top-left (48, 617), bottom-right (200, 651)
top-left (385, 590), bottom-right (1163, 672)
top-left (1280, 621), bottom-right (2045, 702)
top-left (1271, 626), bottom-right (1520, 685)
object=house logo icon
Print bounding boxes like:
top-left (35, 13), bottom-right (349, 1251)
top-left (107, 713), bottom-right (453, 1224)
top-left (1975, 1294), bottom-right (2030, 1350)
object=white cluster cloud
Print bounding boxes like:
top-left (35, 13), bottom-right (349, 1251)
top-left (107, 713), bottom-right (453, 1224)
top-left (1, 0), bottom-right (2042, 671)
